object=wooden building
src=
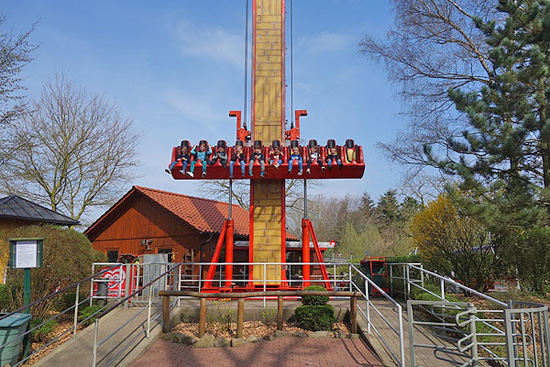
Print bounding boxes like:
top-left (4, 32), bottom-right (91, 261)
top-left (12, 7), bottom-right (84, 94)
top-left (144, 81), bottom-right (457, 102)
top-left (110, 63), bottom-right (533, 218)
top-left (84, 186), bottom-right (251, 264)
top-left (84, 186), bottom-right (334, 285)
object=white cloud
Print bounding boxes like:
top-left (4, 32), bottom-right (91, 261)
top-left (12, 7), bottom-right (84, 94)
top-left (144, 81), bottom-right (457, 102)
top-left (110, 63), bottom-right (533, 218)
top-left (176, 20), bottom-right (244, 67)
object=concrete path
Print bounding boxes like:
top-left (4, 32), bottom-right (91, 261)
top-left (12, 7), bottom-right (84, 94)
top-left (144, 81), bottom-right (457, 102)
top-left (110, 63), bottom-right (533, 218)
top-left (33, 306), bottom-right (167, 367)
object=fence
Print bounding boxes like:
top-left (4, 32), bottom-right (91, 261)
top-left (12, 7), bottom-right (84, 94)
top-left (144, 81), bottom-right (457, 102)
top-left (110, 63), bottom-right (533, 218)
top-left (390, 262), bottom-right (550, 367)
top-left (90, 261), bottom-right (406, 367)
top-left (91, 263), bottom-right (182, 367)
top-left (0, 264), bottom-right (121, 367)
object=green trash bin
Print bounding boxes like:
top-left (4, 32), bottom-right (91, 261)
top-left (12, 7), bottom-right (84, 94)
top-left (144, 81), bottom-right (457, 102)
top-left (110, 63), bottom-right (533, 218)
top-left (0, 313), bottom-right (32, 366)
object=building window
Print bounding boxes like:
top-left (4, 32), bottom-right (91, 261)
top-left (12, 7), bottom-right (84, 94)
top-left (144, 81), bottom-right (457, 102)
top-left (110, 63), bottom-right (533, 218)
top-left (106, 250), bottom-right (119, 263)
top-left (158, 248), bottom-right (173, 262)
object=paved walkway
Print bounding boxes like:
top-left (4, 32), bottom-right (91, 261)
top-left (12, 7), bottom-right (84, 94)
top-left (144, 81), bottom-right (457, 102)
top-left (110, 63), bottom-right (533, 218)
top-left (33, 306), bottom-right (167, 367)
top-left (131, 337), bottom-right (385, 367)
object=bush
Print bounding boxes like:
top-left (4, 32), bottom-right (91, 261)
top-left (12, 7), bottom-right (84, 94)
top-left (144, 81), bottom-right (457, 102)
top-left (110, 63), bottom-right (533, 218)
top-left (30, 318), bottom-right (57, 342)
top-left (3, 225), bottom-right (105, 319)
top-left (79, 305), bottom-right (103, 326)
top-left (512, 227), bottom-right (550, 295)
top-left (295, 304), bottom-right (335, 331)
top-left (0, 284), bottom-right (9, 312)
top-left (55, 289), bottom-right (89, 313)
top-left (302, 285), bottom-right (329, 305)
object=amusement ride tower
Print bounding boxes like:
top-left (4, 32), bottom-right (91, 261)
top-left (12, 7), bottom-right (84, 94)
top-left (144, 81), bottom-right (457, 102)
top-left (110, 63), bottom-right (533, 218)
top-left (167, 0), bottom-right (365, 291)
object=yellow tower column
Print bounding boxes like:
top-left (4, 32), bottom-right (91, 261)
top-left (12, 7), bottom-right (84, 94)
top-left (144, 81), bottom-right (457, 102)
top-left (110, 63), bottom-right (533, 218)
top-left (250, 0), bottom-right (286, 285)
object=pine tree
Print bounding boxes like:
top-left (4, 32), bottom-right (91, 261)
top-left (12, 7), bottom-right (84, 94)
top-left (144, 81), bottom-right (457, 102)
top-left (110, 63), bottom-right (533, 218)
top-left (428, 0), bottom-right (550, 228)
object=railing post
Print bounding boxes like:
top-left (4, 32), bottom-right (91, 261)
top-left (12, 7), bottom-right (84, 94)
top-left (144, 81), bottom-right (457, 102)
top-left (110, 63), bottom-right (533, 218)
top-left (177, 265), bottom-right (182, 307)
top-left (389, 264), bottom-right (393, 297)
top-left (119, 264), bottom-right (125, 304)
top-left (147, 283), bottom-right (153, 338)
top-left (73, 283), bottom-right (80, 338)
top-left (407, 301), bottom-right (416, 367)
top-left (237, 298), bottom-right (245, 338)
top-left (198, 264), bottom-right (203, 292)
top-left (420, 264), bottom-right (425, 288)
top-left (365, 280), bottom-right (371, 333)
top-left (350, 294), bottom-right (357, 334)
top-left (92, 317), bottom-right (99, 367)
top-left (402, 265), bottom-right (406, 300)
top-left (406, 265), bottom-right (411, 299)
top-left (277, 295), bottom-right (284, 330)
top-left (398, 304), bottom-right (405, 367)
top-left (348, 264), bottom-right (352, 292)
top-left (263, 263), bottom-right (267, 308)
top-left (162, 294), bottom-right (171, 333)
top-left (333, 264), bottom-right (336, 290)
top-left (89, 264), bottom-right (95, 307)
top-left (469, 305), bottom-right (479, 366)
top-left (440, 278), bottom-right (445, 301)
top-left (199, 298), bottom-right (207, 337)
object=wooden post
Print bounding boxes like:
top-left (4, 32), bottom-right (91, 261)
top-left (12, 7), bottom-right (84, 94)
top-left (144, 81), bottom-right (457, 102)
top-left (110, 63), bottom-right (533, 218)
top-left (350, 295), bottom-right (357, 334)
top-left (162, 295), bottom-right (170, 333)
top-left (277, 295), bottom-right (284, 330)
top-left (199, 298), bottom-right (207, 337)
top-left (237, 298), bottom-right (245, 338)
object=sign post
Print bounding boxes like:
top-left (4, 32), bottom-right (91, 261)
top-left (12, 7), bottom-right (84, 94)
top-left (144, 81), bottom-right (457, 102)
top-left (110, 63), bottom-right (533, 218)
top-left (9, 238), bottom-right (44, 312)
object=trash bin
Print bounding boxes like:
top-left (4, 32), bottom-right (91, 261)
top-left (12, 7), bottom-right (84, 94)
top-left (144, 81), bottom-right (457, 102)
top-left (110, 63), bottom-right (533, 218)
top-left (96, 279), bottom-right (108, 307)
top-left (0, 313), bottom-right (32, 366)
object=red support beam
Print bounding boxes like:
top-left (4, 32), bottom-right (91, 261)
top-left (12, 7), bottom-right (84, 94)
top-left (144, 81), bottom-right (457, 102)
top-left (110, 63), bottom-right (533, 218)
top-left (204, 221), bottom-right (228, 289)
top-left (307, 220), bottom-right (332, 290)
top-left (225, 219), bottom-right (234, 287)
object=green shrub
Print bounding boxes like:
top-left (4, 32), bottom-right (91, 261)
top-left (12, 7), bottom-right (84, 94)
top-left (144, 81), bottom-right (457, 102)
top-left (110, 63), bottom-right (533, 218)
top-left (4, 225), bottom-right (105, 319)
top-left (0, 284), bottom-right (9, 312)
top-left (30, 318), bottom-right (57, 342)
top-left (295, 304), bottom-right (335, 331)
top-left (55, 289), bottom-right (89, 313)
top-left (302, 285), bottom-right (329, 305)
top-left (79, 305), bottom-right (102, 326)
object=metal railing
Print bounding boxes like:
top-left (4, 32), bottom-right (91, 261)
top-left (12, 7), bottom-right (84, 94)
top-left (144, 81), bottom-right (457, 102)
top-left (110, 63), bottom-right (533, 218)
top-left (390, 262), bottom-right (550, 367)
top-left (349, 264), bottom-right (406, 367)
top-left (0, 264), bottom-right (120, 366)
top-left (89, 261), bottom-right (406, 367)
top-left (91, 263), bottom-right (182, 367)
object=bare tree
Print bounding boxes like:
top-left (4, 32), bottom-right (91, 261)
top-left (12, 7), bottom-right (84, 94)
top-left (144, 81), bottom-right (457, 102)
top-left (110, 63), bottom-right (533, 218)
top-left (0, 15), bottom-right (36, 127)
top-left (360, 0), bottom-right (499, 174)
top-left (199, 178), bottom-right (317, 211)
top-left (0, 74), bottom-right (140, 223)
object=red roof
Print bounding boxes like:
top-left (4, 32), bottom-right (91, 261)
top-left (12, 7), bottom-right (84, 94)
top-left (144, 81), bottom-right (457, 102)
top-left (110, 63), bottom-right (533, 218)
top-left (85, 186), bottom-right (300, 241)
top-left (133, 186), bottom-right (250, 236)
top-left (85, 186), bottom-right (250, 238)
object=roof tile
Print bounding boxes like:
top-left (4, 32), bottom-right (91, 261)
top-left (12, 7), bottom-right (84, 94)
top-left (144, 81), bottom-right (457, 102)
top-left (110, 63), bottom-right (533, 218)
top-left (134, 186), bottom-right (250, 236)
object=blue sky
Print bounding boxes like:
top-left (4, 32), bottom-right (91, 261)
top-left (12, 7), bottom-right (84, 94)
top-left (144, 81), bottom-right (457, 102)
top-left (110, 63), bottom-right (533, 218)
top-left (3, 1), bottom-right (405, 217)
